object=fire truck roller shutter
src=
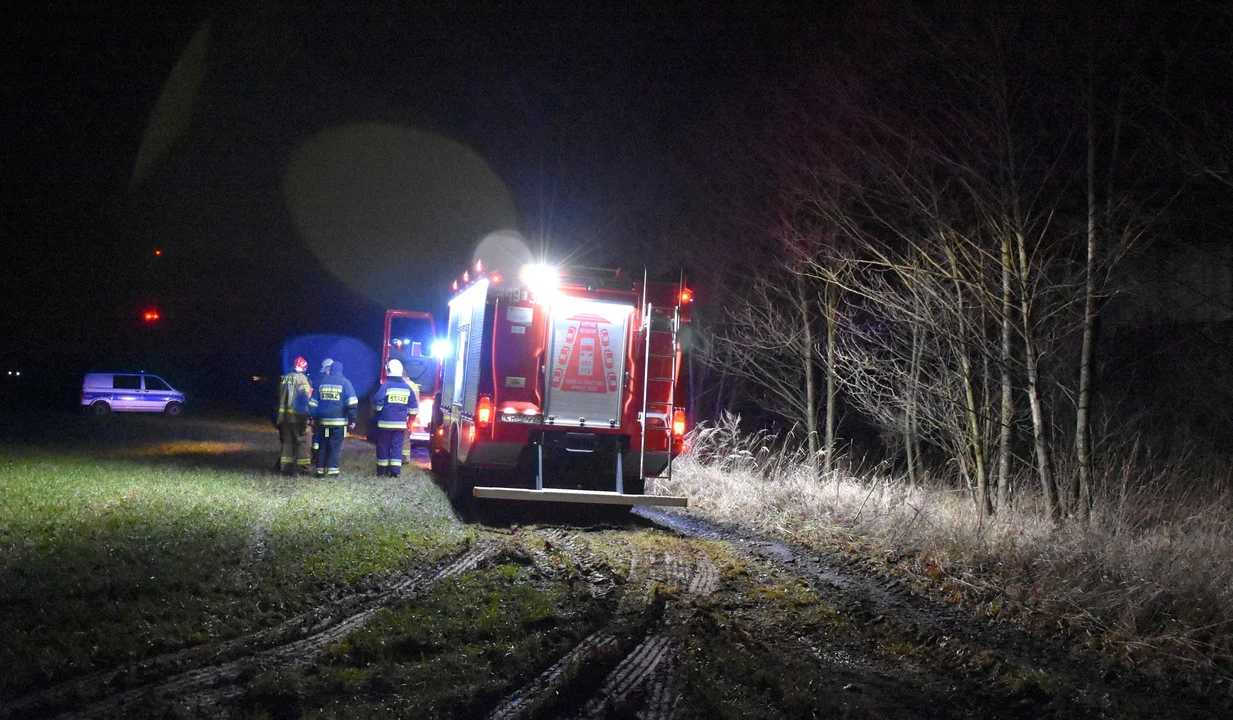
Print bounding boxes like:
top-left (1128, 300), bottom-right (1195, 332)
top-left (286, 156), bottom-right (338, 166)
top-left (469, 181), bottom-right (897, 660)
top-left (543, 300), bottom-right (633, 428)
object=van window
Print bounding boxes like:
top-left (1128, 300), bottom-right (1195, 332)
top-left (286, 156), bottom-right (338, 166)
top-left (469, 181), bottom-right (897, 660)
top-left (113, 375), bottom-right (141, 390)
top-left (145, 376), bottom-right (170, 391)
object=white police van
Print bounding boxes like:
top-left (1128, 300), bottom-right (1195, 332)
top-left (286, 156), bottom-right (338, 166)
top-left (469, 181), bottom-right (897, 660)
top-left (81, 373), bottom-right (187, 415)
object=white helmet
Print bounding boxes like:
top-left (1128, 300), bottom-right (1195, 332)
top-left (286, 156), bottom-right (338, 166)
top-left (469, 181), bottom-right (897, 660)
top-left (386, 358), bottom-right (403, 377)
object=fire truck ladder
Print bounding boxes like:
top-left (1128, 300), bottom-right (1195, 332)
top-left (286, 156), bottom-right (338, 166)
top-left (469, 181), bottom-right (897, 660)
top-left (638, 284), bottom-right (682, 484)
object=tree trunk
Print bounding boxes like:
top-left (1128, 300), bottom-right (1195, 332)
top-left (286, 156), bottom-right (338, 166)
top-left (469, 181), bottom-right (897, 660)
top-left (797, 274), bottom-right (820, 464)
top-left (906, 323), bottom-right (922, 488)
top-left (998, 234), bottom-right (1014, 511)
top-left (1016, 230), bottom-right (1060, 522)
top-left (980, 297), bottom-right (995, 514)
top-left (1075, 59), bottom-right (1097, 521)
top-left (946, 244), bottom-right (991, 517)
top-left (823, 279), bottom-right (838, 476)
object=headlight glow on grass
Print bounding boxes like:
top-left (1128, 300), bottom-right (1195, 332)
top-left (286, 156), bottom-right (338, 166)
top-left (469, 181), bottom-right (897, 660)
top-left (0, 416), bottom-right (475, 698)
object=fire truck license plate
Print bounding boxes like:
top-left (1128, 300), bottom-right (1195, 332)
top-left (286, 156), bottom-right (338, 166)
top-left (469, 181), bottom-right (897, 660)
top-left (500, 413), bottom-right (544, 425)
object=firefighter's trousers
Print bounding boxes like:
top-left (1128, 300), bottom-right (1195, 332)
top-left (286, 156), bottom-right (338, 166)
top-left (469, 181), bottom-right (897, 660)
top-left (316, 424), bottom-right (346, 476)
top-left (374, 428), bottom-right (405, 477)
top-left (277, 417), bottom-right (311, 474)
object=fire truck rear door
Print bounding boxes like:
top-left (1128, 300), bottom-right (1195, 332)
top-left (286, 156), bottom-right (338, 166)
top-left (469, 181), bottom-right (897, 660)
top-left (543, 299), bottom-right (632, 428)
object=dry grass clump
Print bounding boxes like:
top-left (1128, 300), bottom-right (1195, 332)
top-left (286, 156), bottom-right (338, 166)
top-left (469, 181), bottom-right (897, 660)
top-left (651, 413), bottom-right (1233, 678)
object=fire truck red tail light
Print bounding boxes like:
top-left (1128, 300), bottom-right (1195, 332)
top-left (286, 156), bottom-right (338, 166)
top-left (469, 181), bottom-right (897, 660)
top-left (680, 288), bottom-right (693, 304)
top-left (490, 271), bottom-right (503, 285)
top-left (672, 409), bottom-right (686, 438)
top-left (477, 396), bottom-right (493, 426)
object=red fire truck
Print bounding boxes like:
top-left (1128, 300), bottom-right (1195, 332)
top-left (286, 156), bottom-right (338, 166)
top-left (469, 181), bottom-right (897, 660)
top-left (379, 310), bottom-right (440, 446)
top-left (428, 261), bottom-right (691, 506)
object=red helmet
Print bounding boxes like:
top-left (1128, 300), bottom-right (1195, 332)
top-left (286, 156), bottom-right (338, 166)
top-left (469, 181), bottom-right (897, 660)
top-left (294, 356), bottom-right (308, 372)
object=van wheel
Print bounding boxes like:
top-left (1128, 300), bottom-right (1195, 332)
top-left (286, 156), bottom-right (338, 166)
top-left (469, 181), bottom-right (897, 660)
top-left (91, 401), bottom-right (111, 415)
top-left (164, 401), bottom-right (183, 417)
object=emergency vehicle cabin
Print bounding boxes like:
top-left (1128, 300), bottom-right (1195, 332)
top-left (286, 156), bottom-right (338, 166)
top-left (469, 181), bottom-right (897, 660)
top-left (430, 262), bottom-right (690, 506)
top-left (379, 309), bottom-right (439, 445)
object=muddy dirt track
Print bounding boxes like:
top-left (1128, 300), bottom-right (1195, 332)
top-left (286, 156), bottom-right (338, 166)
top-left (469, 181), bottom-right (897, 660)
top-left (4, 504), bottom-right (1229, 720)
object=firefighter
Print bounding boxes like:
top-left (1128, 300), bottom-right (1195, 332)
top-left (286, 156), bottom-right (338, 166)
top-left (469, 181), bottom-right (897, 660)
top-left (275, 356), bottom-right (313, 474)
top-left (372, 358), bottom-right (418, 477)
top-left (309, 358), bottom-right (332, 469)
top-left (307, 358), bottom-right (358, 477)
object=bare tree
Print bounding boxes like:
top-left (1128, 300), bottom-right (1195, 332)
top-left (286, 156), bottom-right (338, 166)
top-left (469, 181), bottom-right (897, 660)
top-left (705, 260), bottom-right (824, 462)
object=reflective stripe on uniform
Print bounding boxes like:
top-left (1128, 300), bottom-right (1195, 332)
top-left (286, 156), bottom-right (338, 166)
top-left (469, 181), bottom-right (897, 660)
top-left (319, 418), bottom-right (347, 426)
top-left (389, 459), bottom-right (402, 467)
top-left (376, 459), bottom-right (389, 467)
top-left (347, 397), bottom-right (359, 406)
top-left (280, 456), bottom-right (293, 463)
top-left (327, 468), bottom-right (340, 475)
top-left (296, 458), bottom-right (311, 465)
top-left (376, 420), bottom-right (406, 429)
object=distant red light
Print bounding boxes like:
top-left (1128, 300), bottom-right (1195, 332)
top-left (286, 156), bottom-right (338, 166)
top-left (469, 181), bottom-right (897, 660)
top-left (154, 249), bottom-right (163, 256)
top-left (490, 271), bottom-right (503, 285)
top-left (142, 310), bottom-right (161, 322)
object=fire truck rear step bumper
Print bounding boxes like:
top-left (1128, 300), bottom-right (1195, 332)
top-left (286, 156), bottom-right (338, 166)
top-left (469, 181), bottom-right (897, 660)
top-left (472, 486), bottom-right (688, 506)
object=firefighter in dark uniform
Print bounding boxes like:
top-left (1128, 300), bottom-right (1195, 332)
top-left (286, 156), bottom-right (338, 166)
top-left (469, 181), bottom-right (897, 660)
top-left (307, 358), bottom-right (358, 477)
top-left (275, 356), bottom-right (313, 474)
top-left (309, 358), bottom-right (332, 468)
top-left (372, 359), bottom-right (418, 477)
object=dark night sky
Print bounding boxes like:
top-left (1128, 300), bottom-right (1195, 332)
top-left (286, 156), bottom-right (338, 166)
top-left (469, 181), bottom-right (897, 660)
top-left (3, 1), bottom-right (843, 368)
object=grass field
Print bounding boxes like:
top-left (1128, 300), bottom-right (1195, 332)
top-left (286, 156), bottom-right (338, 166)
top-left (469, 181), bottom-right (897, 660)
top-left (0, 413), bottom-right (472, 700)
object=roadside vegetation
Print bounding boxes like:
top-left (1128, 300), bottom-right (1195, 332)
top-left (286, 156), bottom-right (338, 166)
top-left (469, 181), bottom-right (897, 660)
top-left (0, 414), bottom-right (471, 700)
top-left (655, 416), bottom-right (1233, 682)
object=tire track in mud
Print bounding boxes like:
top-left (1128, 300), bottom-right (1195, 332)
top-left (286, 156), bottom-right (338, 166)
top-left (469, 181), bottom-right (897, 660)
top-left (487, 537), bottom-right (658, 720)
top-left (634, 506), bottom-right (1230, 720)
top-left (490, 544), bottom-right (719, 720)
top-left (574, 632), bottom-right (676, 720)
top-left (577, 553), bottom-right (717, 720)
top-left (19, 542), bottom-right (500, 720)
